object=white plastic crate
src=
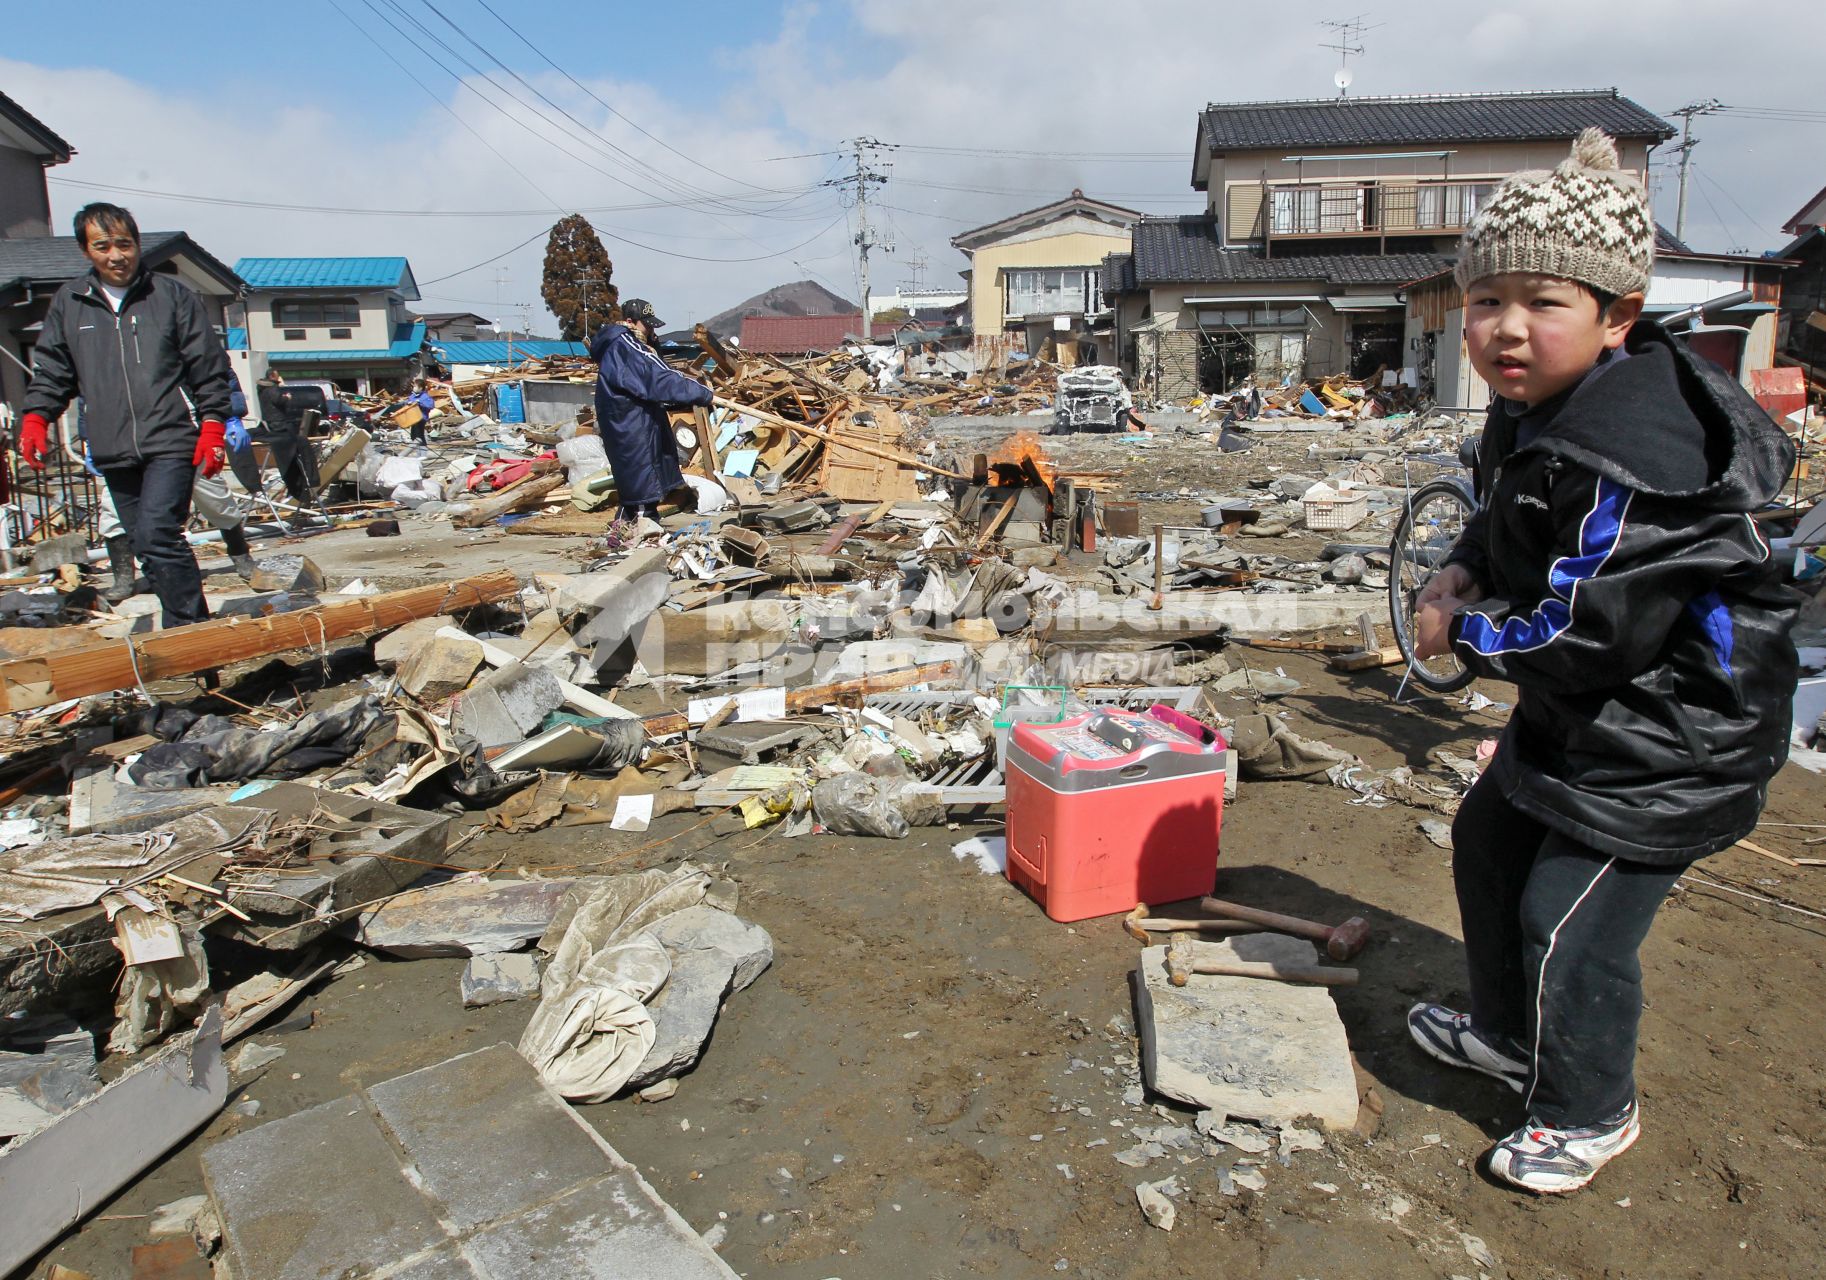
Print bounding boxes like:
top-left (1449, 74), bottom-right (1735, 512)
top-left (1301, 482), bottom-right (1369, 531)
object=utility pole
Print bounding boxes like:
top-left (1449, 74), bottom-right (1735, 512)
top-left (1669, 98), bottom-right (1723, 242)
top-left (824, 138), bottom-right (891, 340)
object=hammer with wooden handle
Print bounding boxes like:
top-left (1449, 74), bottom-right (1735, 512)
top-left (1197, 896), bottom-right (1370, 961)
top-left (1164, 933), bottom-right (1358, 988)
top-left (1123, 903), bottom-right (1261, 945)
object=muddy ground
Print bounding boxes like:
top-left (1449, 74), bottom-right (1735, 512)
top-left (29, 418), bottom-right (1826, 1279)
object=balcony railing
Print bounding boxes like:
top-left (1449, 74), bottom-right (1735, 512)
top-left (1257, 178), bottom-right (1497, 241)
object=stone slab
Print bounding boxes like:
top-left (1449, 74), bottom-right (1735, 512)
top-left (353, 876), bottom-right (573, 958)
top-left (66, 768), bottom-right (236, 836)
top-left (203, 1043), bottom-right (736, 1280)
top-left (373, 614), bottom-right (455, 671)
top-left (1133, 934), bottom-right (1358, 1130)
top-left (399, 633), bottom-right (485, 701)
top-left (461, 952), bottom-right (541, 1007)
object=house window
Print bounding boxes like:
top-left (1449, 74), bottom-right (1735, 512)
top-left (1271, 186), bottom-right (1365, 235)
top-left (1006, 269), bottom-right (1100, 318)
top-left (283, 329), bottom-right (307, 341)
top-left (1414, 183), bottom-right (1496, 230)
top-left (328, 328), bottom-right (353, 340)
top-left (272, 297), bottom-right (361, 326)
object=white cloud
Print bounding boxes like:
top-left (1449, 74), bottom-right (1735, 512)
top-left (7, 2), bottom-right (1819, 336)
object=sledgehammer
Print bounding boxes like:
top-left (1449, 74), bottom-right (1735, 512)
top-left (1123, 903), bottom-right (1260, 946)
top-left (1197, 896), bottom-right (1370, 962)
top-left (1165, 933), bottom-right (1359, 988)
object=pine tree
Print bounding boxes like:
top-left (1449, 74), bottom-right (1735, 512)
top-left (540, 214), bottom-right (618, 343)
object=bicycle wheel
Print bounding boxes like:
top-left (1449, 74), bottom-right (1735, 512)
top-left (1388, 478), bottom-right (1477, 693)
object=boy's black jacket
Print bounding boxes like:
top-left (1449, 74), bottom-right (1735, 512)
top-left (1445, 321), bottom-right (1798, 863)
top-left (22, 269), bottom-right (233, 467)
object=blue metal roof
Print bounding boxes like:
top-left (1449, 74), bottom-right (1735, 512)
top-left (266, 321), bottom-right (426, 365)
top-left (429, 339), bottom-right (590, 365)
top-left (234, 256), bottom-right (420, 299)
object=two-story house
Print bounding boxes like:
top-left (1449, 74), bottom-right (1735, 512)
top-left (1103, 89), bottom-right (1676, 400)
top-left (231, 256), bottom-right (427, 395)
top-left (951, 191), bottom-right (1140, 367)
top-left (0, 90), bottom-right (242, 412)
top-left (1776, 184), bottom-right (1826, 381)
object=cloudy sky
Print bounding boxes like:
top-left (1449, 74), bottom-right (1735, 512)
top-left (8, 0), bottom-right (1822, 332)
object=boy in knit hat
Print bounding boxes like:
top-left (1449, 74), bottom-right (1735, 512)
top-left (1406, 129), bottom-right (1797, 1194)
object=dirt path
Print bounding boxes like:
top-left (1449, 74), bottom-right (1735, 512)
top-left (39, 648), bottom-right (1826, 1279)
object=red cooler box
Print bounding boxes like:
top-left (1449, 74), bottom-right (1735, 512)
top-left (1005, 706), bottom-right (1226, 922)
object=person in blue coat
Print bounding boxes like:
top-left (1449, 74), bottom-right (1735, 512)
top-left (589, 298), bottom-right (711, 521)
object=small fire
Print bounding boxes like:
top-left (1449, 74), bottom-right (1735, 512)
top-left (985, 429), bottom-right (1056, 487)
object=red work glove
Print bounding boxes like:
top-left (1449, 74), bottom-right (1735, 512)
top-left (193, 420), bottom-right (226, 477)
top-left (17, 412), bottom-right (49, 471)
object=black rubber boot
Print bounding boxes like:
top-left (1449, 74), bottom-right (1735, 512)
top-left (221, 524), bottom-right (258, 580)
top-left (104, 535), bottom-right (138, 605)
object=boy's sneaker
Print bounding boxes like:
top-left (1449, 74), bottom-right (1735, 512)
top-left (1486, 1102), bottom-right (1640, 1195)
top-left (1407, 1003), bottom-right (1527, 1093)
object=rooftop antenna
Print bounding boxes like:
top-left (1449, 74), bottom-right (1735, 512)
top-left (1318, 15), bottom-right (1379, 97)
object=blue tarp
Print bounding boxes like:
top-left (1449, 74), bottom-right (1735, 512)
top-left (493, 382), bottom-right (525, 424)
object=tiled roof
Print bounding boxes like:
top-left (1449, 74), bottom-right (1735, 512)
top-left (737, 314), bottom-right (896, 354)
top-left (0, 232), bottom-right (242, 294)
top-left (0, 89), bottom-right (74, 163)
top-left (266, 321), bottom-right (426, 365)
top-left (1199, 90), bottom-right (1674, 153)
top-left (1654, 223), bottom-right (1695, 255)
top-left (235, 256), bottom-right (420, 299)
top-left (1102, 252), bottom-right (1135, 296)
top-left (430, 339), bottom-right (589, 365)
top-left (1129, 217), bottom-right (1450, 287)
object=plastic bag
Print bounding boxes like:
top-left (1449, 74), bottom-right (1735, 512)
top-left (812, 771), bottom-right (909, 839)
top-left (556, 432), bottom-right (610, 486)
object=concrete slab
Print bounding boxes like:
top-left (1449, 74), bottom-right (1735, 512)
top-left (202, 1092), bottom-right (452, 1280)
top-left (353, 876), bottom-right (574, 958)
top-left (460, 952), bottom-right (541, 1007)
top-left (455, 663), bottom-right (565, 749)
top-left (1133, 934), bottom-right (1358, 1131)
top-left (203, 1043), bottom-right (735, 1280)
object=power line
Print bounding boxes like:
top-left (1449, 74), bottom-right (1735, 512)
top-left (418, 227), bottom-right (552, 284)
top-left (327, 0), bottom-right (565, 212)
top-left (470, 0), bottom-right (791, 198)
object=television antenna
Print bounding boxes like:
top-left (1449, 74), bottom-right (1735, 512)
top-left (1319, 16), bottom-right (1380, 96)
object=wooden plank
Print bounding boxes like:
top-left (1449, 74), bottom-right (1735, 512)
top-left (710, 395), bottom-right (968, 479)
top-left (1736, 838), bottom-right (1800, 868)
top-left (976, 493), bottom-right (1019, 549)
top-left (1328, 646), bottom-right (1405, 672)
top-left (0, 571), bottom-right (520, 714)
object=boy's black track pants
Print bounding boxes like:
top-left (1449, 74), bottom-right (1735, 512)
top-left (1450, 774), bottom-right (1687, 1127)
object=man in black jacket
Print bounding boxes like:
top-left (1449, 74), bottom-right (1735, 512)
top-left (1405, 131), bottom-right (1797, 1196)
top-left (19, 203), bottom-right (231, 627)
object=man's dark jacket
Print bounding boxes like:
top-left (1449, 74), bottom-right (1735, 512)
top-left (1445, 321), bottom-right (1798, 864)
top-left (22, 270), bottom-right (233, 467)
top-left (589, 322), bottom-right (712, 507)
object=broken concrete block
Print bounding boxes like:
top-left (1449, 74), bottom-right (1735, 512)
top-left (148, 1193), bottom-right (213, 1239)
top-left (202, 1044), bottom-right (738, 1279)
top-left (247, 554), bottom-right (325, 595)
top-left (1135, 1179), bottom-right (1177, 1231)
top-left (626, 906), bottom-right (773, 1089)
top-left (398, 633), bottom-right (484, 701)
top-left (1134, 934), bottom-right (1358, 1130)
top-left (28, 532), bottom-right (89, 573)
top-left (352, 876), bottom-right (574, 958)
top-left (460, 952), bottom-right (541, 1007)
top-left (560, 549), bottom-right (672, 653)
top-left (454, 663), bottom-right (565, 749)
top-left (225, 1041), bottom-right (285, 1075)
top-left (374, 615), bottom-right (454, 671)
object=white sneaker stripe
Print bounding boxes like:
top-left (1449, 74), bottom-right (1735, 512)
top-left (1525, 857), bottom-right (1617, 1112)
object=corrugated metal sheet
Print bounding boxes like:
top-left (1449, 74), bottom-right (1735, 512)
top-left (234, 256), bottom-right (418, 297)
top-left (429, 340), bottom-right (589, 364)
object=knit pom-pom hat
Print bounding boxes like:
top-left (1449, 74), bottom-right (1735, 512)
top-left (1452, 127), bottom-right (1656, 296)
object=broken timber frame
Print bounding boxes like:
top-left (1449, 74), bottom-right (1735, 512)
top-left (709, 396), bottom-right (972, 480)
top-left (637, 661), bottom-right (960, 737)
top-left (0, 570), bottom-right (521, 713)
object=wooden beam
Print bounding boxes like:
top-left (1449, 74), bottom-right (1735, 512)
top-left (452, 473), bottom-right (564, 529)
top-left (710, 395), bottom-right (970, 479)
top-left (0, 570), bottom-right (521, 713)
top-left (637, 661), bottom-right (959, 737)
